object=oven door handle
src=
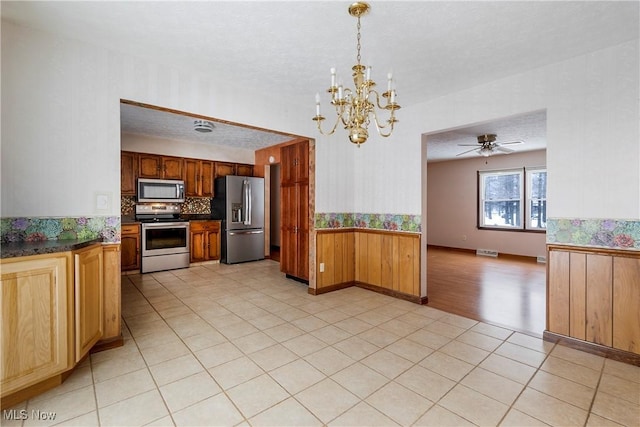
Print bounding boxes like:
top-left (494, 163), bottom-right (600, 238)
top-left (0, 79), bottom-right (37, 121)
top-left (141, 222), bottom-right (189, 229)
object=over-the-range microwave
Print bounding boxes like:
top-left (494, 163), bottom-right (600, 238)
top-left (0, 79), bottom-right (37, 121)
top-left (137, 178), bottom-right (185, 203)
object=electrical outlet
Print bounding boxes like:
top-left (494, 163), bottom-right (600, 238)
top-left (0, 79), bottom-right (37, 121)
top-left (319, 263), bottom-right (325, 273)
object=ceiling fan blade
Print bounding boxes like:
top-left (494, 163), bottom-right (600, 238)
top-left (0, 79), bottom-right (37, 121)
top-left (496, 146), bottom-right (515, 153)
top-left (456, 147), bottom-right (480, 156)
top-left (457, 144), bottom-right (479, 146)
top-left (499, 141), bottom-right (524, 145)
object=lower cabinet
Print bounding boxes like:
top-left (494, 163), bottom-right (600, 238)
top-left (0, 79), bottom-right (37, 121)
top-left (190, 221), bottom-right (221, 263)
top-left (121, 223), bottom-right (140, 271)
top-left (0, 243), bottom-right (105, 404)
top-left (73, 245), bottom-right (104, 363)
top-left (0, 253), bottom-right (73, 398)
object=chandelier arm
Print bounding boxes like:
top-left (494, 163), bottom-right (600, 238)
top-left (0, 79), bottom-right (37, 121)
top-left (369, 108), bottom-right (396, 137)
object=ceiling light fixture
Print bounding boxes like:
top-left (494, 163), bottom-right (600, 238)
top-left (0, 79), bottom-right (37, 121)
top-left (312, 2), bottom-right (400, 147)
top-left (193, 120), bottom-right (215, 133)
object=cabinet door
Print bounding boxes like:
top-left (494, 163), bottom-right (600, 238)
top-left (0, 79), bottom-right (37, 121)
top-left (184, 159), bottom-right (200, 197)
top-left (297, 182), bottom-right (309, 280)
top-left (163, 156), bottom-right (183, 180)
top-left (121, 152), bottom-right (138, 196)
top-left (236, 164), bottom-right (254, 177)
top-left (1, 254), bottom-right (71, 396)
top-left (190, 230), bottom-right (206, 263)
top-left (215, 162), bottom-right (236, 178)
top-left (206, 231), bottom-right (220, 260)
top-left (74, 245), bottom-right (104, 362)
top-left (280, 184), bottom-right (298, 276)
top-left (138, 154), bottom-right (163, 178)
top-left (121, 225), bottom-right (140, 271)
top-left (201, 161), bottom-right (214, 197)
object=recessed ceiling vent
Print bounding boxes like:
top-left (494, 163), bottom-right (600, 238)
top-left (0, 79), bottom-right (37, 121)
top-left (194, 120), bottom-right (215, 133)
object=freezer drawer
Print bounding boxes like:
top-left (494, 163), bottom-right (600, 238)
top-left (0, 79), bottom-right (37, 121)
top-left (223, 229), bottom-right (265, 264)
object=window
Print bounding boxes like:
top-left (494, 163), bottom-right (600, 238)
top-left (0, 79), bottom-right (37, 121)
top-left (527, 168), bottom-right (547, 230)
top-left (478, 167), bottom-right (546, 231)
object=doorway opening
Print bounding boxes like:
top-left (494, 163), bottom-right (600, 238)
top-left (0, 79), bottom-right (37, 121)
top-left (423, 110), bottom-right (548, 336)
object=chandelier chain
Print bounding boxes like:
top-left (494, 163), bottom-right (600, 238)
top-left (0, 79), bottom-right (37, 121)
top-left (356, 16), bottom-right (362, 65)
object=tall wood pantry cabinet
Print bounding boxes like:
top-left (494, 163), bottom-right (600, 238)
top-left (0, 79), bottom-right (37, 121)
top-left (280, 140), bottom-right (309, 281)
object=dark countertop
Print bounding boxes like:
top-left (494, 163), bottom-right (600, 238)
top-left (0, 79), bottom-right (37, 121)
top-left (1, 238), bottom-right (102, 259)
top-left (180, 214), bottom-right (221, 221)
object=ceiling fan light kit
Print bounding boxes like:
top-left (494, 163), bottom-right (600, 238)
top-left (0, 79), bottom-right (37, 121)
top-left (312, 2), bottom-right (400, 147)
top-left (456, 133), bottom-right (523, 157)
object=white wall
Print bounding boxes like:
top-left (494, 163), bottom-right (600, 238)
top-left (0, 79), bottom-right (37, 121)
top-left (351, 39), bottom-right (639, 222)
top-left (427, 150), bottom-right (547, 258)
top-left (2, 20), bottom-right (638, 224)
top-left (121, 133), bottom-right (254, 164)
top-left (1, 21), bottom-right (317, 218)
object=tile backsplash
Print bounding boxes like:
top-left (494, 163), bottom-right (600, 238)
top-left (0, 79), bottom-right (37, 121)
top-left (1, 216), bottom-right (121, 243)
top-left (121, 196), bottom-right (211, 216)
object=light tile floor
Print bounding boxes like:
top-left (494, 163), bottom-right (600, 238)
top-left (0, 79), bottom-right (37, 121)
top-left (5, 260), bottom-right (640, 427)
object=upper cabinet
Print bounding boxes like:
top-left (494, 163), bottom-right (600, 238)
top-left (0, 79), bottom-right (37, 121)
top-left (215, 162), bottom-right (254, 178)
top-left (281, 141), bottom-right (309, 185)
top-left (121, 152), bottom-right (138, 196)
top-left (184, 159), bottom-right (214, 197)
top-left (138, 154), bottom-right (183, 180)
top-left (121, 151), bottom-right (253, 197)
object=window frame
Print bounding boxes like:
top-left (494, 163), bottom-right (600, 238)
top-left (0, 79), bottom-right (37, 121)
top-left (477, 167), bottom-right (547, 233)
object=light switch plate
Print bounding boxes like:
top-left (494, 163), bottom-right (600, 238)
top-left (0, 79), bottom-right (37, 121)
top-left (95, 192), bottom-right (112, 212)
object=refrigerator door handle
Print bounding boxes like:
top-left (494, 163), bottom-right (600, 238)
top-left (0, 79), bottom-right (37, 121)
top-left (243, 179), bottom-right (252, 225)
top-left (228, 230), bottom-right (264, 236)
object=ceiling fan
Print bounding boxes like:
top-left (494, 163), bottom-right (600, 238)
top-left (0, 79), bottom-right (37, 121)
top-left (456, 134), bottom-right (523, 157)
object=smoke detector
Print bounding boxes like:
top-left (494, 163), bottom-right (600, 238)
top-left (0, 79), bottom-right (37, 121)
top-left (194, 120), bottom-right (215, 133)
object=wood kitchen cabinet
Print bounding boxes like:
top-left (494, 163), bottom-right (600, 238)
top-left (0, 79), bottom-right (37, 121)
top-left (121, 224), bottom-right (141, 271)
top-left (236, 163), bottom-right (254, 177)
top-left (190, 221), bottom-right (220, 263)
top-left (0, 252), bottom-right (73, 399)
top-left (280, 140), bottom-right (309, 281)
top-left (73, 244), bottom-right (104, 363)
top-left (138, 154), bottom-right (183, 180)
top-left (215, 162), bottom-right (254, 178)
top-left (184, 159), bottom-right (214, 197)
top-left (121, 151), bottom-right (138, 196)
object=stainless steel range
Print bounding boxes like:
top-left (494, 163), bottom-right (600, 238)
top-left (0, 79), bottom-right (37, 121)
top-left (135, 204), bottom-right (190, 274)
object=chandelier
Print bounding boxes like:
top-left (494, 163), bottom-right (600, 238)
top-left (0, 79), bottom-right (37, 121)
top-left (312, 2), bottom-right (400, 147)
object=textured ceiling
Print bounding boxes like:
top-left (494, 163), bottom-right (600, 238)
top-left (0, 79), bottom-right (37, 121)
top-left (3, 1), bottom-right (637, 157)
top-left (426, 110), bottom-right (547, 162)
top-left (120, 103), bottom-right (297, 150)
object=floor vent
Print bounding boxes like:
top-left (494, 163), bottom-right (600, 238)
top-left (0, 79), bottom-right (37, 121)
top-left (476, 249), bottom-right (498, 257)
top-left (537, 256), bottom-right (547, 264)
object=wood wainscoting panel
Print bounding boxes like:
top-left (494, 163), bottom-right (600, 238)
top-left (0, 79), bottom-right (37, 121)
top-left (547, 244), bottom-right (640, 360)
top-left (366, 232), bottom-right (383, 288)
top-left (316, 230), bottom-right (355, 290)
top-left (547, 249), bottom-right (570, 335)
top-left (613, 256), bottom-right (640, 353)
top-left (316, 229), bottom-right (421, 300)
top-left (586, 254), bottom-right (613, 347)
top-left (569, 252), bottom-right (587, 340)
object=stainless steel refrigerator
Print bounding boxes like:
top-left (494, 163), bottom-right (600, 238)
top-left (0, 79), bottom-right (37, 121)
top-left (211, 176), bottom-right (265, 264)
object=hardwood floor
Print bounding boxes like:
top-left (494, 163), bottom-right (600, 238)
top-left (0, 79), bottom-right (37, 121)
top-left (426, 246), bottom-right (546, 336)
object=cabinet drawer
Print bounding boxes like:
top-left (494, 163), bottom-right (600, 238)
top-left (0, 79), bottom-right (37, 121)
top-left (122, 224), bottom-right (140, 235)
top-left (191, 221), bottom-right (220, 232)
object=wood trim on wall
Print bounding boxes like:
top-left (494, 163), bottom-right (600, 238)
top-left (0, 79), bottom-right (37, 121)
top-left (315, 228), bottom-right (423, 303)
top-left (546, 244), bottom-right (640, 358)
